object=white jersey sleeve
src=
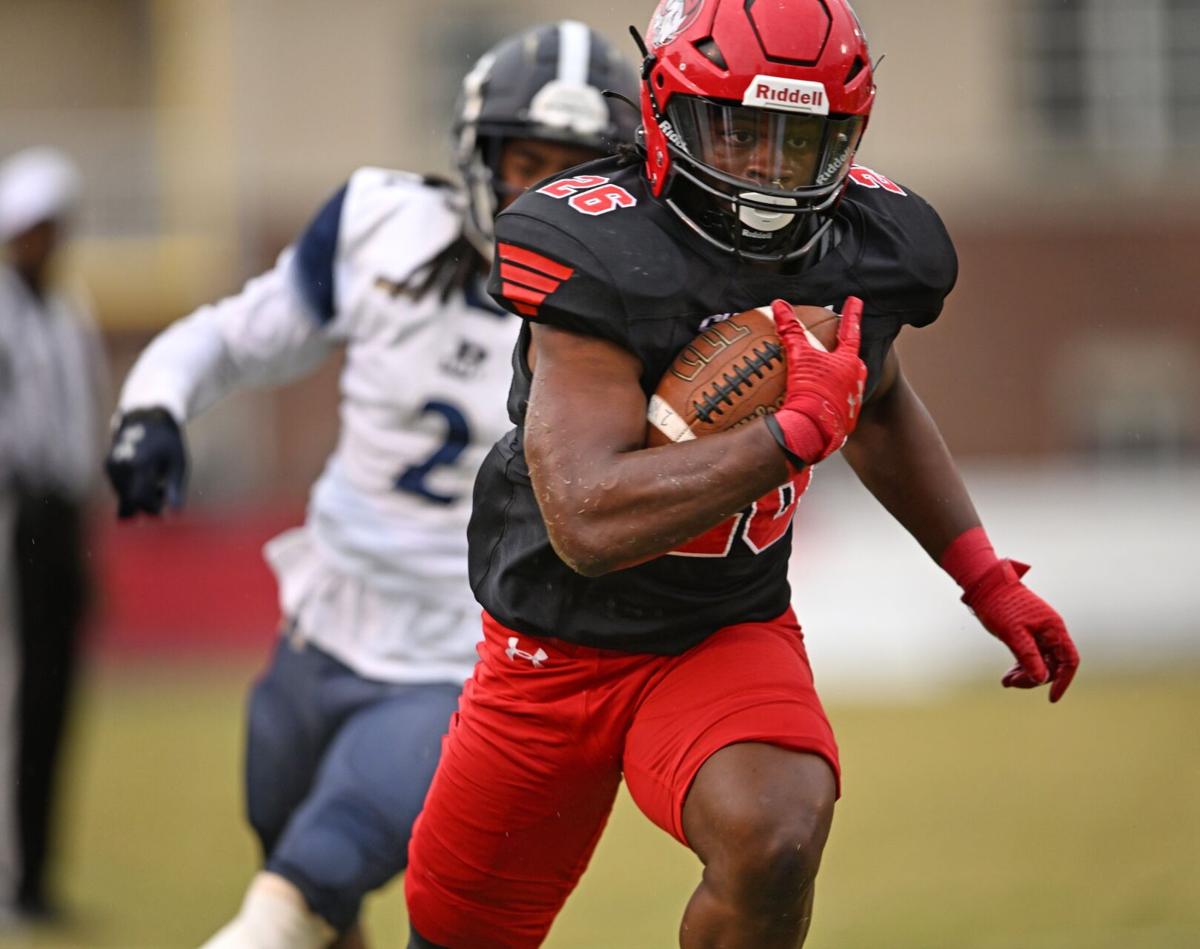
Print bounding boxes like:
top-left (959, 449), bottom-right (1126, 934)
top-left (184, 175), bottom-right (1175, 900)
top-left (311, 167), bottom-right (465, 334)
top-left (117, 246), bottom-right (334, 422)
top-left (115, 167), bottom-right (404, 422)
top-left (119, 167), bottom-right (467, 424)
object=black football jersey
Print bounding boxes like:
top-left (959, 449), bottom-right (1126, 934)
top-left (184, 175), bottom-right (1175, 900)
top-left (470, 156), bottom-right (957, 654)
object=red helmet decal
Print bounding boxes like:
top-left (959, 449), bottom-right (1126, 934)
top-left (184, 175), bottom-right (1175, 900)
top-left (648, 0), bottom-right (707, 48)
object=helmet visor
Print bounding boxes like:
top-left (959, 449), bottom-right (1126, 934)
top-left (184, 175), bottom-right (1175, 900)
top-left (666, 96), bottom-right (865, 197)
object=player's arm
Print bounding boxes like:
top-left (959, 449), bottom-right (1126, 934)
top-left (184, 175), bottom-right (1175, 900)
top-left (525, 322), bottom-right (790, 576)
top-left (117, 253), bottom-right (334, 422)
top-left (525, 298), bottom-right (863, 576)
top-left (496, 199), bottom-right (867, 573)
top-left (842, 349), bottom-right (980, 557)
top-left (107, 184), bottom-right (349, 518)
top-left (844, 350), bottom-right (1080, 700)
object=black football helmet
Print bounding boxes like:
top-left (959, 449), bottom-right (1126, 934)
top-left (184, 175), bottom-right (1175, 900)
top-left (453, 21), bottom-right (640, 258)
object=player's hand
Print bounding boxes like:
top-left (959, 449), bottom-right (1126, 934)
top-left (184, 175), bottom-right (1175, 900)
top-left (105, 407), bottom-right (188, 519)
top-left (962, 559), bottom-right (1079, 702)
top-left (767, 296), bottom-right (868, 467)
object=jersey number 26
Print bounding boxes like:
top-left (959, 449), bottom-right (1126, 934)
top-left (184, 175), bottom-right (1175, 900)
top-left (669, 468), bottom-right (811, 558)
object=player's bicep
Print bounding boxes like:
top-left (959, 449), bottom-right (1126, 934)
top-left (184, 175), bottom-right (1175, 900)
top-left (525, 323), bottom-right (646, 512)
top-left (860, 346), bottom-right (900, 412)
top-left (214, 254), bottom-right (336, 380)
top-left (845, 348), bottom-right (942, 475)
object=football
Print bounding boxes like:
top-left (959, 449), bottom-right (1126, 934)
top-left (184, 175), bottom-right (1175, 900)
top-left (645, 304), bottom-right (840, 447)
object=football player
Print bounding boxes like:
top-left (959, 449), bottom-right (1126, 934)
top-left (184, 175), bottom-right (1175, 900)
top-left (404, 1), bottom-right (1080, 947)
top-left (104, 22), bottom-right (637, 949)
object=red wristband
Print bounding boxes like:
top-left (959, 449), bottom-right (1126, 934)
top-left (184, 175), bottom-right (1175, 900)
top-left (939, 526), bottom-right (1001, 591)
top-left (768, 409), bottom-right (828, 466)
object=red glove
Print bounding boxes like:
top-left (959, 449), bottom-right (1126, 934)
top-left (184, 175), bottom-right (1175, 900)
top-left (942, 527), bottom-right (1079, 702)
top-left (764, 296), bottom-right (868, 468)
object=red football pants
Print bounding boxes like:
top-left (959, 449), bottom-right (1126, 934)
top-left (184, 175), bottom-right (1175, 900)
top-left (405, 608), bottom-right (839, 949)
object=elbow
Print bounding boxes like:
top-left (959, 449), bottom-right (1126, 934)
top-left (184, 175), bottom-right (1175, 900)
top-left (535, 472), bottom-right (625, 576)
top-left (567, 558), bottom-right (614, 579)
top-left (545, 521), bottom-right (621, 577)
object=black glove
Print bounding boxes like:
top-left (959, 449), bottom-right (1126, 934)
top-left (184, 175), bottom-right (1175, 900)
top-left (105, 407), bottom-right (188, 519)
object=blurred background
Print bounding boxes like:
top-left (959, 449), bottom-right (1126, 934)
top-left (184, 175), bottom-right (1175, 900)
top-left (0, 0), bottom-right (1197, 946)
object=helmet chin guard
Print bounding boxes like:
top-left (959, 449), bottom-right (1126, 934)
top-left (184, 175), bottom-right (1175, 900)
top-left (639, 0), bottom-right (876, 262)
top-left (738, 193), bottom-right (798, 233)
top-left (451, 20), bottom-right (640, 258)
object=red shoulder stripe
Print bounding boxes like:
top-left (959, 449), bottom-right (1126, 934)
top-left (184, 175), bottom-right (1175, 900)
top-left (501, 282), bottom-right (549, 307)
top-left (499, 262), bottom-right (560, 295)
top-left (497, 243), bottom-right (574, 281)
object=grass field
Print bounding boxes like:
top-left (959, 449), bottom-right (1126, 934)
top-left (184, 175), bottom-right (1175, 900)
top-left (5, 660), bottom-right (1198, 948)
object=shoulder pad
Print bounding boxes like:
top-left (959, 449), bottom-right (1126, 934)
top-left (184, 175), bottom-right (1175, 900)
top-left (292, 182), bottom-right (346, 324)
top-left (489, 157), bottom-right (718, 345)
top-left (339, 167), bottom-right (463, 273)
top-left (844, 165), bottom-right (958, 327)
top-left (290, 167), bottom-right (465, 325)
top-left (490, 210), bottom-right (628, 348)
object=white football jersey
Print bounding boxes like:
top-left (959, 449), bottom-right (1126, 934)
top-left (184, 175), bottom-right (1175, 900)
top-left (119, 168), bottom-right (522, 682)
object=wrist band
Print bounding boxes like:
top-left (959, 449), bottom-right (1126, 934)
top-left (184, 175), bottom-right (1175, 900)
top-left (939, 526), bottom-right (1000, 590)
top-left (764, 414), bottom-right (806, 472)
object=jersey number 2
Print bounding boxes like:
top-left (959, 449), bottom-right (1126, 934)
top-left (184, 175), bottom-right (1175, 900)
top-left (394, 401), bottom-right (470, 505)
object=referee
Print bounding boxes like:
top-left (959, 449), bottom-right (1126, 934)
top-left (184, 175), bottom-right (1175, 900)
top-left (0, 147), bottom-right (106, 922)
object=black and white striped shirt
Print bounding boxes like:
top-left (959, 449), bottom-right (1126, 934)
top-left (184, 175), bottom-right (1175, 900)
top-left (0, 263), bottom-right (105, 500)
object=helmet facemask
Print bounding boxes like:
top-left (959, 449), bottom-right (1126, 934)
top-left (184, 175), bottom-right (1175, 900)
top-left (660, 96), bottom-right (865, 262)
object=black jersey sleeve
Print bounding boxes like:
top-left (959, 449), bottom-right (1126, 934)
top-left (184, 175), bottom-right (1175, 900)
top-left (896, 190), bottom-right (958, 328)
top-left (489, 210), bottom-right (631, 350)
top-left (842, 177), bottom-right (958, 330)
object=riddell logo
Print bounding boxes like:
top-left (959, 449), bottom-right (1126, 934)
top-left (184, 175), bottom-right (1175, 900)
top-left (742, 76), bottom-right (829, 115)
top-left (658, 120), bottom-right (688, 152)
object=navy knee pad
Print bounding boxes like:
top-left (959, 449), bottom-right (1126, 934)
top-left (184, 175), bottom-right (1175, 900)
top-left (267, 793), bottom-right (407, 931)
top-left (244, 652), bottom-right (324, 856)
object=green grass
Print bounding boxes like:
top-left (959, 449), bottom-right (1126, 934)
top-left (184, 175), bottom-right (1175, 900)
top-left (9, 661), bottom-right (1198, 948)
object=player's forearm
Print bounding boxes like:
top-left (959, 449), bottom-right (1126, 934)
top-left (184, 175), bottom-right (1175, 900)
top-left (842, 369), bottom-right (981, 562)
top-left (119, 257), bottom-right (330, 423)
top-left (118, 307), bottom-right (237, 423)
top-left (530, 419), bottom-right (790, 576)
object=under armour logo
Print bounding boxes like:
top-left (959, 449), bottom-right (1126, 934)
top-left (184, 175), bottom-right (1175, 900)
top-left (847, 378), bottom-right (865, 420)
top-left (505, 637), bottom-right (548, 667)
top-left (111, 423), bottom-right (146, 462)
top-left (440, 339), bottom-right (489, 380)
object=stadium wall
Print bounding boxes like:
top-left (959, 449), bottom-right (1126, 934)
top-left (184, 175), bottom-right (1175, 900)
top-left (90, 464), bottom-right (1200, 690)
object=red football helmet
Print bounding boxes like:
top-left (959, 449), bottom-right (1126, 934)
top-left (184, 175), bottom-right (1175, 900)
top-left (640, 0), bottom-right (875, 261)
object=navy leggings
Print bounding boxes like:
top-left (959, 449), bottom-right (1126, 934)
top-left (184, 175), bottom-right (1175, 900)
top-left (245, 636), bottom-right (461, 931)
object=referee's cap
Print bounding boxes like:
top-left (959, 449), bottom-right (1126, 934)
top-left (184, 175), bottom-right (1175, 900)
top-left (0, 147), bottom-right (82, 243)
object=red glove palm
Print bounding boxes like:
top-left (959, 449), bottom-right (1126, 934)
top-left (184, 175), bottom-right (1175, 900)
top-left (766, 296), bottom-right (868, 467)
top-left (960, 558), bottom-right (1080, 702)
